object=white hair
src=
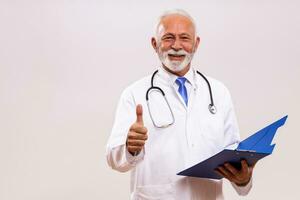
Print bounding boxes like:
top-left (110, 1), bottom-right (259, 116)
top-left (154, 9), bottom-right (198, 41)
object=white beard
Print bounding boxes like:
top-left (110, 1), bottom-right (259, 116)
top-left (158, 49), bottom-right (194, 72)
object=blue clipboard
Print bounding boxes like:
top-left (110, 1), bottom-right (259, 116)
top-left (177, 115), bottom-right (288, 179)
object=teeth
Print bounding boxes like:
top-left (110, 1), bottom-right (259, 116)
top-left (169, 54), bottom-right (184, 57)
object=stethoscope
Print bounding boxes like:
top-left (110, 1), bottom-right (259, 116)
top-left (146, 69), bottom-right (217, 128)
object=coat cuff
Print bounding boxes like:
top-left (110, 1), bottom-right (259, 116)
top-left (125, 145), bottom-right (145, 165)
top-left (231, 177), bottom-right (253, 196)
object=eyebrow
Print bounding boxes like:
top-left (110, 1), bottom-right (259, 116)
top-left (179, 33), bottom-right (192, 37)
top-left (162, 33), bottom-right (175, 38)
top-left (162, 33), bottom-right (192, 38)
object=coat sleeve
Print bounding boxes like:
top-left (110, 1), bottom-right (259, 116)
top-left (105, 88), bottom-right (145, 172)
top-left (222, 86), bottom-right (253, 196)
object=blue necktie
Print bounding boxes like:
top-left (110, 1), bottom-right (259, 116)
top-left (176, 77), bottom-right (188, 106)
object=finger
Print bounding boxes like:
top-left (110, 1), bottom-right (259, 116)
top-left (214, 169), bottom-right (226, 178)
top-left (127, 146), bottom-right (143, 154)
top-left (215, 169), bottom-right (231, 180)
top-left (136, 104), bottom-right (144, 125)
top-left (217, 166), bottom-right (234, 180)
top-left (127, 139), bottom-right (146, 146)
top-left (128, 145), bottom-right (143, 152)
top-left (130, 124), bottom-right (148, 134)
top-left (128, 131), bottom-right (148, 140)
top-left (241, 160), bottom-right (249, 174)
top-left (224, 162), bottom-right (238, 175)
top-left (217, 167), bottom-right (239, 183)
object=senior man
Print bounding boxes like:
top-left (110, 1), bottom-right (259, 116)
top-left (106, 9), bottom-right (254, 200)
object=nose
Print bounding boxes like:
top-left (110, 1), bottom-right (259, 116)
top-left (171, 38), bottom-right (182, 51)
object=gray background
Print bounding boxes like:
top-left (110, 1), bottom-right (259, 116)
top-left (1, 0), bottom-right (299, 199)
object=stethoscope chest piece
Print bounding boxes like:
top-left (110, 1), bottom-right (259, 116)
top-left (209, 104), bottom-right (217, 114)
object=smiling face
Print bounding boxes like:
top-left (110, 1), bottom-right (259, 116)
top-left (152, 14), bottom-right (200, 76)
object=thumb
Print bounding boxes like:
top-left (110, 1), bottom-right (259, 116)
top-left (136, 104), bottom-right (144, 125)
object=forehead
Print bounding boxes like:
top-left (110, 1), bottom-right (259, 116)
top-left (157, 14), bottom-right (195, 36)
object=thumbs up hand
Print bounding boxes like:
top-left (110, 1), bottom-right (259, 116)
top-left (126, 104), bottom-right (148, 156)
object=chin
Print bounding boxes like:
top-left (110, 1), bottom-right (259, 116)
top-left (170, 60), bottom-right (190, 71)
top-left (164, 63), bottom-right (190, 74)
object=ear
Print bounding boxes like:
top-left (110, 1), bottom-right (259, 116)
top-left (151, 37), bottom-right (158, 53)
top-left (193, 36), bottom-right (200, 52)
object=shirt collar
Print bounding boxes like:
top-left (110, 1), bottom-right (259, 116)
top-left (157, 65), bottom-right (196, 88)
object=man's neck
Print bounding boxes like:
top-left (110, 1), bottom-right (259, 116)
top-left (162, 64), bottom-right (191, 77)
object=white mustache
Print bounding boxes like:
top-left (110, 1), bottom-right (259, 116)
top-left (166, 49), bottom-right (188, 56)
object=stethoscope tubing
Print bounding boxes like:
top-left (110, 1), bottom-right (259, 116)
top-left (146, 69), bottom-right (216, 112)
top-left (145, 68), bottom-right (217, 128)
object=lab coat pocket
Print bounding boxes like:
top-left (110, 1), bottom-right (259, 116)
top-left (134, 183), bottom-right (175, 200)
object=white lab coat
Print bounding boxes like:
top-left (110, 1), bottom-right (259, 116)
top-left (106, 67), bottom-right (252, 200)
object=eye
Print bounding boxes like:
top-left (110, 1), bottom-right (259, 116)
top-left (181, 36), bottom-right (190, 41)
top-left (162, 35), bottom-right (175, 41)
top-left (163, 37), bottom-right (173, 40)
